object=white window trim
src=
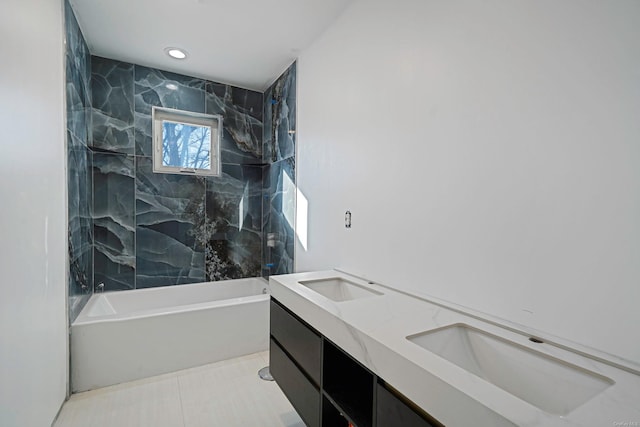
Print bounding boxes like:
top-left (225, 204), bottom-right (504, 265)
top-left (152, 106), bottom-right (222, 176)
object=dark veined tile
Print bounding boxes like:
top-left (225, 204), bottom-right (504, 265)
top-left (133, 66), bottom-right (206, 156)
top-left (66, 0), bottom-right (93, 318)
top-left (66, 55), bottom-right (89, 144)
top-left (206, 231), bottom-right (262, 281)
top-left (68, 145), bottom-right (93, 258)
top-left (65, 0), bottom-right (90, 86)
top-left (93, 110), bottom-right (135, 154)
top-left (135, 227), bottom-right (205, 288)
top-left (68, 144), bottom-right (93, 295)
top-left (91, 57), bottom-right (134, 123)
top-left (93, 153), bottom-right (135, 291)
top-left (206, 82), bottom-right (263, 120)
top-left (204, 164), bottom-right (264, 281)
top-left (206, 164), bottom-right (263, 230)
top-left (134, 65), bottom-right (205, 114)
top-left (91, 57), bottom-right (135, 153)
top-left (134, 112), bottom-right (152, 157)
top-left (135, 157), bottom-right (206, 286)
top-left (263, 158), bottom-right (295, 276)
top-left (94, 250), bottom-right (135, 291)
top-left (65, 0), bottom-right (91, 145)
top-left (69, 247), bottom-right (93, 298)
top-left (136, 157), bottom-right (206, 227)
top-left (264, 62), bottom-right (296, 163)
top-left (206, 82), bottom-right (263, 164)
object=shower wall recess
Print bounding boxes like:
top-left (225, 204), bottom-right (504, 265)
top-left (65, 1), bottom-right (296, 320)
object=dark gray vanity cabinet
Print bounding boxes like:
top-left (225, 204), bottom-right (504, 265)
top-left (270, 338), bottom-right (320, 427)
top-left (270, 299), bottom-right (322, 385)
top-left (269, 297), bottom-right (444, 427)
top-left (270, 300), bottom-right (321, 427)
top-left (322, 339), bottom-right (375, 427)
top-left (376, 383), bottom-right (440, 427)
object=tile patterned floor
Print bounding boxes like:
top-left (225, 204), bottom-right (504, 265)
top-left (54, 352), bottom-right (304, 427)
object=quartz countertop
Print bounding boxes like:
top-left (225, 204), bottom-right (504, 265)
top-left (269, 270), bottom-right (640, 427)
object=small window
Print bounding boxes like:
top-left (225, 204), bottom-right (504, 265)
top-left (152, 107), bottom-right (221, 176)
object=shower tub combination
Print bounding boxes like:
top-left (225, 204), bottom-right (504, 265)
top-left (71, 277), bottom-right (269, 392)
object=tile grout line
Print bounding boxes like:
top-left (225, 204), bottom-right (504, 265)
top-left (175, 374), bottom-right (188, 427)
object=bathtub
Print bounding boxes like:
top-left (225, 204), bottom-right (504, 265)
top-left (71, 277), bottom-right (269, 392)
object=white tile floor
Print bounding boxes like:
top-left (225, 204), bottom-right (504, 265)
top-left (54, 352), bottom-right (305, 427)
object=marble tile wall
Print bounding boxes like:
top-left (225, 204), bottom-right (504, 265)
top-left (91, 57), bottom-right (267, 290)
top-left (204, 164), bottom-right (264, 281)
top-left (263, 63), bottom-right (296, 164)
top-left (65, 5), bottom-right (296, 295)
top-left (263, 63), bottom-right (297, 276)
top-left (66, 0), bottom-right (93, 321)
top-left (263, 157), bottom-right (296, 275)
top-left (92, 153), bottom-right (135, 290)
top-left (92, 59), bottom-right (134, 154)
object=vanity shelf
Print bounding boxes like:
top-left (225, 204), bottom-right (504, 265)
top-left (321, 394), bottom-right (350, 426)
top-left (269, 297), bottom-right (443, 427)
top-left (322, 339), bottom-right (374, 427)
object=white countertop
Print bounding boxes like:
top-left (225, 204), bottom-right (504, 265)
top-left (269, 270), bottom-right (640, 427)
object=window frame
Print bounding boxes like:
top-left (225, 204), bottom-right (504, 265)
top-left (152, 106), bottom-right (222, 177)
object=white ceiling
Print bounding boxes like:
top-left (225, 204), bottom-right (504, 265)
top-left (70, 0), bottom-right (353, 91)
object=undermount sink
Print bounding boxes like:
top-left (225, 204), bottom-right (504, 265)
top-left (407, 324), bottom-right (614, 415)
top-left (299, 278), bottom-right (383, 302)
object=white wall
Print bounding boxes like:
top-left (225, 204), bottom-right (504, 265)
top-left (296, 0), bottom-right (640, 364)
top-left (0, 0), bottom-right (68, 425)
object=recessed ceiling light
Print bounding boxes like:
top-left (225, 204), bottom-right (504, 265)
top-left (165, 47), bottom-right (188, 60)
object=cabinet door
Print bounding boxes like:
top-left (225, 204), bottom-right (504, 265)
top-left (376, 383), bottom-right (442, 427)
top-left (270, 338), bottom-right (320, 427)
top-left (270, 299), bottom-right (322, 385)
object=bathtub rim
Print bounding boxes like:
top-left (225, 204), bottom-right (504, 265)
top-left (73, 277), bottom-right (269, 326)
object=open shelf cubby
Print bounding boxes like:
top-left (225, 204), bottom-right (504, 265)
top-left (322, 339), bottom-right (375, 427)
top-left (322, 394), bottom-right (350, 427)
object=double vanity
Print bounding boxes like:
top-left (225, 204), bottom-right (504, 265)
top-left (269, 271), bottom-right (640, 426)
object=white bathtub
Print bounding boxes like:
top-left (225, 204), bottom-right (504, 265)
top-left (71, 277), bottom-right (269, 392)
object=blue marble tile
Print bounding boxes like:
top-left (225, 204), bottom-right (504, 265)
top-left (204, 164), bottom-right (263, 281)
top-left (134, 66), bottom-right (206, 156)
top-left (264, 62), bottom-right (296, 163)
top-left (65, 1), bottom-right (91, 146)
top-left (135, 157), bottom-right (206, 287)
top-left (134, 112), bottom-right (153, 157)
top-left (69, 247), bottom-right (92, 302)
top-left (66, 57), bottom-right (89, 144)
top-left (206, 83), bottom-right (263, 164)
top-left (66, 0), bottom-right (93, 320)
top-left (136, 227), bottom-right (206, 288)
top-left (134, 66), bottom-right (205, 114)
top-left (263, 158), bottom-right (295, 275)
top-left (92, 57), bottom-right (134, 154)
top-left (65, 0), bottom-right (90, 87)
top-left (93, 153), bottom-right (135, 291)
top-left (68, 142), bottom-right (93, 297)
top-left (63, 52), bottom-right (299, 291)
